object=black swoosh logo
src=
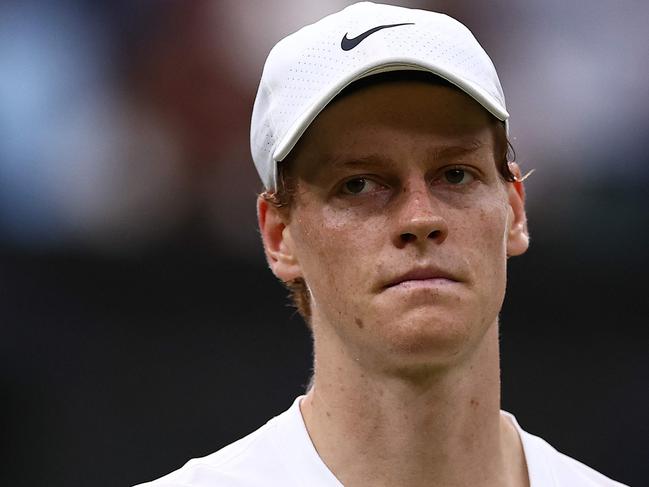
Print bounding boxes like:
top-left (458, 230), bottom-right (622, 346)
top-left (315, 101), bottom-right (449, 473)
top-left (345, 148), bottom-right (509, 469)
top-left (341, 23), bottom-right (414, 51)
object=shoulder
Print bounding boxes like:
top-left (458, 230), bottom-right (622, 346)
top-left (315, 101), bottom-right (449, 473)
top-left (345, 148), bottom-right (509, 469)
top-left (505, 412), bottom-right (629, 487)
top-left (133, 403), bottom-right (296, 487)
top-left (133, 395), bottom-right (339, 487)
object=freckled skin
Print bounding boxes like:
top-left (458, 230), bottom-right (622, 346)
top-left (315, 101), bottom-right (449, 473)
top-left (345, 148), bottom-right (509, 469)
top-left (259, 78), bottom-right (530, 487)
top-left (281, 81), bottom-right (522, 375)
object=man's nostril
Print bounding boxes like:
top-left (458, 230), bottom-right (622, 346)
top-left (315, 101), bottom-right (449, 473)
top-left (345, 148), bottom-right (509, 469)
top-left (400, 233), bottom-right (416, 243)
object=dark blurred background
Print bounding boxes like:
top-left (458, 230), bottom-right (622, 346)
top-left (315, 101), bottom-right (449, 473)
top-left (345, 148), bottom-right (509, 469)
top-left (1, 1), bottom-right (647, 486)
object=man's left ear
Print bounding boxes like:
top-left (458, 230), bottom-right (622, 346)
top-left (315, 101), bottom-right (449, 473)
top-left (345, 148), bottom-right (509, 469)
top-left (506, 162), bottom-right (529, 257)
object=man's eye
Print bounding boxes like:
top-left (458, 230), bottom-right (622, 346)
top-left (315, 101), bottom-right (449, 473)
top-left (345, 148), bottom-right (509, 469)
top-left (443, 168), bottom-right (474, 185)
top-left (341, 178), bottom-right (379, 194)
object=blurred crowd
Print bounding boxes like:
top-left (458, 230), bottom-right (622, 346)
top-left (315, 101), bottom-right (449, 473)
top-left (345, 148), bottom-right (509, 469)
top-left (1, 0), bottom-right (647, 256)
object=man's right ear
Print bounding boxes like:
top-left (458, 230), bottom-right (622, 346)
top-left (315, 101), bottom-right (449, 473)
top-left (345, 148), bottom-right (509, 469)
top-left (257, 196), bottom-right (302, 282)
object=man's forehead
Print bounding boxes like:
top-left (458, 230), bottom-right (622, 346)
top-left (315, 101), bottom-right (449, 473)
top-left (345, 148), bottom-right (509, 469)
top-left (286, 78), bottom-right (496, 165)
top-left (331, 70), bottom-right (457, 104)
top-left (309, 74), bottom-right (498, 139)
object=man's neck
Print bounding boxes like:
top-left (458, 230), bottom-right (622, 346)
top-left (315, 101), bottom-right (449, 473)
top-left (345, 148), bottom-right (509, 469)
top-left (300, 322), bottom-right (529, 487)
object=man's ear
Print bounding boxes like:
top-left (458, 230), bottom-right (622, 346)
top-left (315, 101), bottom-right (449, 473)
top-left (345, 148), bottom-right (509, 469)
top-left (506, 162), bottom-right (530, 257)
top-left (257, 195), bottom-right (303, 281)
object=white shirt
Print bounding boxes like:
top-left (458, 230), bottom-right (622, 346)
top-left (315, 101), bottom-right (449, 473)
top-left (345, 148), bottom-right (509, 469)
top-left (135, 396), bottom-right (628, 487)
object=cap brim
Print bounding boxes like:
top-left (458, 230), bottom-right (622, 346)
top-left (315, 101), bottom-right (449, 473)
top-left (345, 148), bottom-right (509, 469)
top-left (272, 60), bottom-right (509, 164)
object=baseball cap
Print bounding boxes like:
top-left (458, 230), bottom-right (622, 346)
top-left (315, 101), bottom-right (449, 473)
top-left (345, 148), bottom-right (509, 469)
top-left (250, 1), bottom-right (508, 190)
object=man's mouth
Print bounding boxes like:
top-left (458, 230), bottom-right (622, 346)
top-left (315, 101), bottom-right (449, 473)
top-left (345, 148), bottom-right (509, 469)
top-left (383, 266), bottom-right (460, 290)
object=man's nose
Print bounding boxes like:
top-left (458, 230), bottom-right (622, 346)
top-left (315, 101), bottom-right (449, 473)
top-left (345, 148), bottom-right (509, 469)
top-left (392, 183), bottom-right (448, 248)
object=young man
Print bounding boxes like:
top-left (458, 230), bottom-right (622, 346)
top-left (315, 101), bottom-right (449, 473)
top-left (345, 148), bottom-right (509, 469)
top-left (138, 3), bottom-right (627, 486)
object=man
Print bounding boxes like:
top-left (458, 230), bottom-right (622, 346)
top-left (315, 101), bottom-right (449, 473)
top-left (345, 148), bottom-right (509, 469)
top-left (137, 3), bottom-right (628, 486)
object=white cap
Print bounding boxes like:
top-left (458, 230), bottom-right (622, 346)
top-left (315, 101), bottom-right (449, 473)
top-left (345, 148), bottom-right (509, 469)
top-left (250, 1), bottom-right (509, 190)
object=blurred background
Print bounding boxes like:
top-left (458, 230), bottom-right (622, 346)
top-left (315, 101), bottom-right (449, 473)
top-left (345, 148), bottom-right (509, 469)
top-left (1, 0), bottom-right (647, 485)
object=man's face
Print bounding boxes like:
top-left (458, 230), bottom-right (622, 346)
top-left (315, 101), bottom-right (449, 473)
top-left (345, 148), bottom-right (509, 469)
top-left (260, 80), bottom-right (528, 371)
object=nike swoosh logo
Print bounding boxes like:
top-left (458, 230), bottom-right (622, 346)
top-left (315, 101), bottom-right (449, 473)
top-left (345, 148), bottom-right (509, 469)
top-left (341, 23), bottom-right (414, 51)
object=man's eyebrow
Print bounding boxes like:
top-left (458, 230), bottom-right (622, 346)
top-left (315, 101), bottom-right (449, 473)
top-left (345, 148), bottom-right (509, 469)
top-left (299, 153), bottom-right (387, 181)
top-left (326, 142), bottom-right (486, 167)
top-left (303, 154), bottom-right (388, 176)
top-left (429, 140), bottom-right (485, 160)
top-left (312, 140), bottom-right (487, 176)
top-left (330, 154), bottom-right (388, 168)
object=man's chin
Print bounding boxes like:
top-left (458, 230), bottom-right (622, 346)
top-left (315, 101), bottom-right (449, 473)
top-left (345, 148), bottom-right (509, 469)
top-left (370, 313), bottom-right (477, 363)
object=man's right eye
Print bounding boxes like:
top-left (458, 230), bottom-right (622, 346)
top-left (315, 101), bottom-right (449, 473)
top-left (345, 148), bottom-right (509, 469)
top-left (341, 177), bottom-right (386, 195)
top-left (342, 178), bottom-right (369, 194)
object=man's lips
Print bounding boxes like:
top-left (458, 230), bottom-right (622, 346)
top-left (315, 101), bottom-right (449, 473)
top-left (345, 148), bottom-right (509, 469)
top-left (383, 267), bottom-right (460, 289)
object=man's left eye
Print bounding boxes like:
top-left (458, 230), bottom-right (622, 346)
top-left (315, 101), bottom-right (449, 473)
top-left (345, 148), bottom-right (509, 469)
top-left (443, 168), bottom-right (474, 185)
